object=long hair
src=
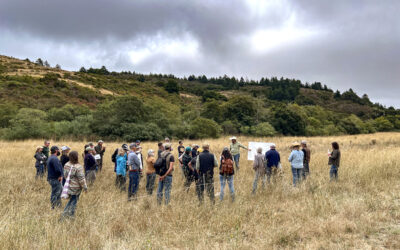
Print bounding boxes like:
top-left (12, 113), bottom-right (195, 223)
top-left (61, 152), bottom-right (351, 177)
top-left (221, 148), bottom-right (232, 160)
top-left (69, 151), bottom-right (79, 164)
top-left (332, 142), bottom-right (339, 150)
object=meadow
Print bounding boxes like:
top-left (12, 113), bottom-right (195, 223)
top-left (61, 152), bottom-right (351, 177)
top-left (0, 133), bottom-right (399, 249)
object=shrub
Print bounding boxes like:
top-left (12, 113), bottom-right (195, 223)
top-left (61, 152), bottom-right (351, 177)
top-left (221, 120), bottom-right (239, 134)
top-left (251, 122), bottom-right (277, 137)
top-left (189, 117), bottom-right (222, 139)
top-left (374, 116), bottom-right (394, 132)
top-left (165, 80), bottom-right (179, 93)
top-left (120, 123), bottom-right (163, 141)
top-left (5, 108), bottom-right (49, 139)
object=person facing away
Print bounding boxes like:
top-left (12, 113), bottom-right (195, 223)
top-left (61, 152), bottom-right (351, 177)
top-left (34, 146), bottom-right (46, 179)
top-left (128, 143), bottom-right (141, 201)
top-left (94, 140), bottom-right (106, 172)
top-left (61, 151), bottom-right (87, 220)
top-left (265, 144), bottom-right (281, 184)
top-left (191, 144), bottom-right (199, 158)
top-left (60, 146), bottom-right (71, 186)
top-left (42, 140), bottom-right (50, 171)
top-left (301, 141), bottom-right (311, 180)
top-left (179, 147), bottom-right (194, 192)
top-left (252, 147), bottom-right (266, 194)
top-left (84, 147), bottom-right (97, 185)
top-left (219, 147), bottom-right (235, 202)
top-left (229, 136), bottom-right (250, 171)
top-left (116, 148), bottom-right (127, 191)
top-left (157, 142), bottom-right (164, 159)
top-left (145, 149), bottom-right (156, 195)
top-left (157, 143), bottom-right (175, 205)
top-left (195, 143), bottom-right (218, 204)
top-left (288, 142), bottom-right (304, 187)
top-left (47, 146), bottom-right (63, 209)
top-left (328, 142), bottom-right (341, 181)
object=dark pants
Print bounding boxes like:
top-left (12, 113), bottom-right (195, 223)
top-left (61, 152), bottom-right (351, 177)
top-left (61, 194), bottom-right (80, 218)
top-left (291, 167), bottom-right (303, 187)
top-left (302, 162), bottom-right (310, 180)
top-left (48, 179), bottom-right (62, 209)
top-left (116, 174), bottom-right (126, 191)
top-left (96, 157), bottom-right (103, 171)
top-left (330, 165), bottom-right (338, 181)
top-left (196, 172), bottom-right (214, 204)
top-left (128, 171), bottom-right (140, 199)
top-left (266, 166), bottom-right (278, 183)
top-left (146, 173), bottom-right (156, 195)
top-left (36, 164), bottom-right (45, 179)
top-left (183, 167), bottom-right (195, 192)
top-left (233, 154), bottom-right (240, 171)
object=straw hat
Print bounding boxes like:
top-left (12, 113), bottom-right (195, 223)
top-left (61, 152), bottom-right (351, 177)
top-left (292, 142), bottom-right (300, 147)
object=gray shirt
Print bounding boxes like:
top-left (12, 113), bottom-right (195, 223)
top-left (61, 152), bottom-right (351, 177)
top-left (128, 151), bottom-right (141, 171)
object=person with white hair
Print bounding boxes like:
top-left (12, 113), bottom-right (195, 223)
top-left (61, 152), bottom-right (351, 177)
top-left (301, 140), bottom-right (311, 179)
top-left (265, 144), bottom-right (281, 184)
top-left (229, 136), bottom-right (250, 171)
top-left (195, 143), bottom-right (218, 204)
top-left (145, 149), bottom-right (156, 195)
top-left (252, 147), bottom-right (266, 194)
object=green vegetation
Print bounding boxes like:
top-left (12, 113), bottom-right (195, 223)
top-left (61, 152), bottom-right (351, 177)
top-left (0, 55), bottom-right (399, 141)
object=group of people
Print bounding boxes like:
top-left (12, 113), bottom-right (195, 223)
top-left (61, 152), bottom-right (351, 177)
top-left (34, 137), bottom-right (341, 219)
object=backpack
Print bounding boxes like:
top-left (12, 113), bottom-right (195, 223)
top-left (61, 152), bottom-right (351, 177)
top-left (154, 152), bottom-right (171, 176)
top-left (220, 157), bottom-right (234, 174)
top-left (111, 148), bottom-right (118, 163)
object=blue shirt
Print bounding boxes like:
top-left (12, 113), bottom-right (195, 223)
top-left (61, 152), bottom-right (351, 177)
top-left (128, 151), bottom-right (141, 171)
top-left (47, 155), bottom-right (63, 180)
top-left (116, 154), bottom-right (127, 176)
top-left (265, 149), bottom-right (280, 168)
top-left (288, 150), bottom-right (304, 169)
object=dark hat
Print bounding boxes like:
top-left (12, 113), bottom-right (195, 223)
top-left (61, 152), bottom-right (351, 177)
top-left (136, 140), bottom-right (141, 143)
top-left (50, 146), bottom-right (59, 153)
top-left (122, 144), bottom-right (129, 151)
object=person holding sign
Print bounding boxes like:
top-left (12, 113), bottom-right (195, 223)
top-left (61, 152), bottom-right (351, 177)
top-left (229, 136), bottom-right (250, 171)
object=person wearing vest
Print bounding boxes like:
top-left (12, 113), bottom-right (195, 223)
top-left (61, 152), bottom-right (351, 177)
top-left (252, 147), bottom-right (266, 194)
top-left (328, 142), bottom-right (341, 181)
top-left (301, 140), bottom-right (311, 180)
top-left (128, 143), bottom-right (141, 201)
top-left (195, 143), bottom-right (218, 204)
top-left (229, 136), bottom-right (251, 172)
top-left (157, 143), bottom-right (174, 205)
top-left (219, 147), bottom-right (235, 202)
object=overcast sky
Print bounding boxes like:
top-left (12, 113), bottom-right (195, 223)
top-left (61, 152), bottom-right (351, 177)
top-left (1, 0), bottom-right (399, 107)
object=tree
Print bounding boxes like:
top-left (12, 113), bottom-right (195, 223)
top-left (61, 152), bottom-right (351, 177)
top-left (251, 122), bottom-right (276, 137)
top-left (35, 58), bottom-right (44, 66)
top-left (189, 117), bottom-right (222, 139)
top-left (271, 105), bottom-right (306, 135)
top-left (6, 108), bottom-right (49, 139)
top-left (55, 64), bottom-right (61, 69)
top-left (222, 95), bottom-right (256, 126)
top-left (79, 67), bottom-right (87, 73)
top-left (44, 60), bottom-right (50, 67)
top-left (374, 116), bottom-right (394, 131)
top-left (165, 80), bottom-right (179, 93)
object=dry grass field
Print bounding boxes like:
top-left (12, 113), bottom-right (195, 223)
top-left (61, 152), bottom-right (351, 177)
top-left (0, 133), bottom-right (399, 249)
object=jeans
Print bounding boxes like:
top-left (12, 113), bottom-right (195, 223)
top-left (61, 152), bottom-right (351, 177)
top-left (62, 194), bottom-right (80, 218)
top-left (266, 166), bottom-right (279, 183)
top-left (330, 165), bottom-right (338, 181)
top-left (233, 154), bottom-right (240, 171)
top-left (219, 175), bottom-right (235, 201)
top-left (157, 175), bottom-right (172, 205)
top-left (128, 171), bottom-right (140, 199)
top-left (291, 167), bottom-right (303, 187)
top-left (146, 173), bottom-right (156, 195)
top-left (48, 179), bottom-right (62, 209)
top-left (252, 170), bottom-right (266, 193)
top-left (116, 174), bottom-right (126, 191)
top-left (196, 172), bottom-right (215, 204)
top-left (302, 162), bottom-right (310, 180)
top-left (36, 164), bottom-right (45, 179)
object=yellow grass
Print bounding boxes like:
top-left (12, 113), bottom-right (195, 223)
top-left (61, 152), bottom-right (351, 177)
top-left (0, 133), bottom-right (399, 249)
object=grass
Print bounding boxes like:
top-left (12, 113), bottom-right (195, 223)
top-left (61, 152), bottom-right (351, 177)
top-left (0, 133), bottom-right (400, 249)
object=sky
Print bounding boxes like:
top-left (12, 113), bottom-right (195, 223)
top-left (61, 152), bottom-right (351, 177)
top-left (1, 0), bottom-right (399, 107)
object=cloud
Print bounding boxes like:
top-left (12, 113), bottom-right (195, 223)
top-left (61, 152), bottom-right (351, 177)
top-left (0, 0), bottom-right (399, 107)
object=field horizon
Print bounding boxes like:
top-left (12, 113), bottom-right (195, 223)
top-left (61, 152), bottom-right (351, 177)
top-left (1, 133), bottom-right (399, 249)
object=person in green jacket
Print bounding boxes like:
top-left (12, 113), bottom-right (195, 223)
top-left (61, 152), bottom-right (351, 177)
top-left (42, 140), bottom-right (50, 172)
top-left (229, 136), bottom-right (250, 171)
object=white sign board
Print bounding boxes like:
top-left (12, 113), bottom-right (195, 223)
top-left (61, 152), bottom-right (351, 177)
top-left (247, 142), bottom-right (275, 161)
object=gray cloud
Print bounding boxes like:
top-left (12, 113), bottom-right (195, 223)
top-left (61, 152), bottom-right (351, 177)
top-left (0, 0), bottom-right (399, 107)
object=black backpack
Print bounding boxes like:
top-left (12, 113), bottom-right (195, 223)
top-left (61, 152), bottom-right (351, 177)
top-left (154, 152), bottom-right (171, 176)
top-left (111, 148), bottom-right (118, 163)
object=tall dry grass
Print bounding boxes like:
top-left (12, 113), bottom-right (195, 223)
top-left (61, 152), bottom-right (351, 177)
top-left (0, 133), bottom-right (399, 249)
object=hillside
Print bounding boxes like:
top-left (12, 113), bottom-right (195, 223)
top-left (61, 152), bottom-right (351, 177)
top-left (0, 55), bottom-right (399, 141)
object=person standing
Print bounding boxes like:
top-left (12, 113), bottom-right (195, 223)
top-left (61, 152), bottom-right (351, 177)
top-left (84, 147), bottom-right (97, 185)
top-left (128, 143), bottom-right (141, 201)
top-left (34, 146), bottom-right (46, 179)
top-left (61, 151), bottom-right (87, 219)
top-left (252, 147), bottom-right (266, 194)
top-left (219, 147), bottom-right (235, 202)
top-left (195, 143), bottom-right (218, 204)
top-left (265, 144), bottom-right (281, 183)
top-left (179, 147), bottom-right (195, 192)
top-left (191, 144), bottom-right (199, 158)
top-left (47, 146), bottom-right (63, 209)
top-left (42, 140), bottom-right (50, 172)
top-left (229, 137), bottom-right (250, 171)
top-left (157, 142), bottom-right (164, 159)
top-left (328, 142), bottom-right (341, 181)
top-left (145, 149), bottom-right (156, 195)
top-left (94, 140), bottom-right (106, 172)
top-left (157, 143), bottom-right (174, 205)
top-left (288, 142), bottom-right (304, 187)
top-left (60, 146), bottom-right (71, 168)
top-left (177, 141), bottom-right (185, 157)
top-left (112, 143), bottom-right (129, 172)
top-left (116, 148), bottom-right (127, 191)
top-left (301, 141), bottom-right (311, 180)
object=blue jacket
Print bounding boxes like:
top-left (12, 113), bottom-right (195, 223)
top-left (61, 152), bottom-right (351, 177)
top-left (116, 154), bottom-right (127, 176)
top-left (47, 155), bottom-right (63, 180)
top-left (288, 150), bottom-right (304, 169)
top-left (84, 153), bottom-right (97, 172)
top-left (265, 149), bottom-right (280, 168)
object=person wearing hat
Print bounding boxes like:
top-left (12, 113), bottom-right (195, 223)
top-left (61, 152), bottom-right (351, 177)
top-left (145, 149), bottom-right (157, 195)
top-left (47, 145), bottom-right (63, 209)
top-left (229, 136), bottom-right (250, 171)
top-left (179, 146), bottom-right (195, 192)
top-left (84, 147), bottom-right (97, 185)
top-left (157, 143), bottom-right (175, 205)
top-left (34, 146), bottom-right (46, 179)
top-left (94, 140), bottom-right (106, 172)
top-left (112, 143), bottom-right (129, 172)
top-left (252, 147), bottom-right (266, 194)
top-left (128, 143), bottom-right (141, 201)
top-left (195, 142), bottom-right (218, 204)
top-left (288, 142), bottom-right (304, 187)
top-left (265, 143), bottom-right (281, 184)
top-left (301, 141), bottom-right (311, 180)
top-left (157, 142), bottom-right (164, 159)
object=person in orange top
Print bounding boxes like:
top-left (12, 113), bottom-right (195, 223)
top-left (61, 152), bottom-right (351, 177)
top-left (145, 149), bottom-right (157, 195)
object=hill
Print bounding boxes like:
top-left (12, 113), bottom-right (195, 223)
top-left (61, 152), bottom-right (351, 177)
top-left (0, 55), bottom-right (399, 140)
